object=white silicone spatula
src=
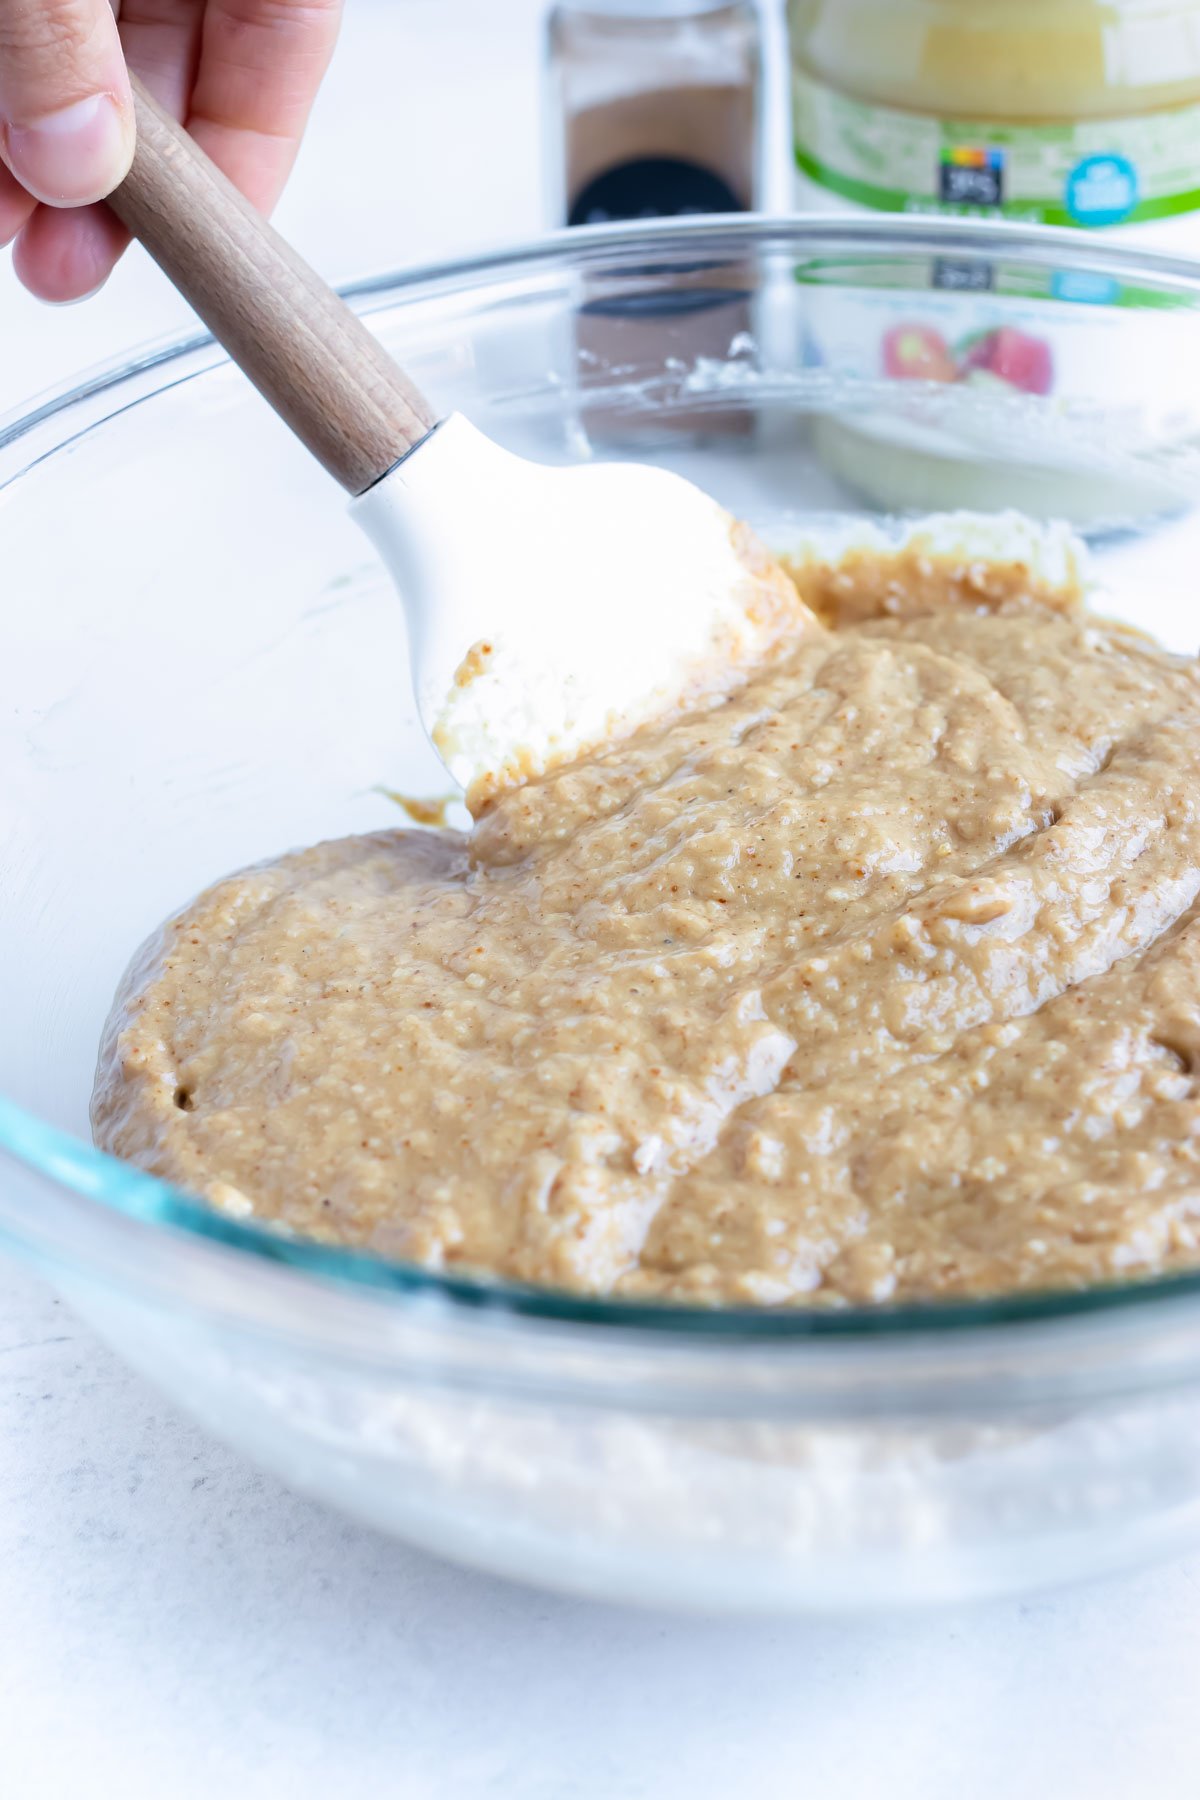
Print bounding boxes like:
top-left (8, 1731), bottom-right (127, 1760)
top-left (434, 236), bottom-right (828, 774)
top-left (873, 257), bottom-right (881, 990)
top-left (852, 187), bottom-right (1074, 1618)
top-left (109, 81), bottom-right (810, 800)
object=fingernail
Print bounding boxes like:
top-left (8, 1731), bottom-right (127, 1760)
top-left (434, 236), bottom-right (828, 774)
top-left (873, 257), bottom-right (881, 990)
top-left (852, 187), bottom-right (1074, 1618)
top-left (4, 93), bottom-right (133, 208)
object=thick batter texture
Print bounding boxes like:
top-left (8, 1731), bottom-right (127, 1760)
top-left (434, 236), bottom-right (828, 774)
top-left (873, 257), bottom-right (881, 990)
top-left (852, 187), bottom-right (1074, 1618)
top-left (93, 548), bottom-right (1200, 1304)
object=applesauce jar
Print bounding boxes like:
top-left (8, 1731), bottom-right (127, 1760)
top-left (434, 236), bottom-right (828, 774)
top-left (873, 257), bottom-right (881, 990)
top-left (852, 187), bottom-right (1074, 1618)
top-left (790, 0), bottom-right (1200, 248)
top-left (787, 0), bottom-right (1200, 522)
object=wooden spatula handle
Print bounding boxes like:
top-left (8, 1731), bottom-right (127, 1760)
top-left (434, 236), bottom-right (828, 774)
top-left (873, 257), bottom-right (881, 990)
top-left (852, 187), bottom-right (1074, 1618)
top-left (107, 77), bottom-right (438, 495)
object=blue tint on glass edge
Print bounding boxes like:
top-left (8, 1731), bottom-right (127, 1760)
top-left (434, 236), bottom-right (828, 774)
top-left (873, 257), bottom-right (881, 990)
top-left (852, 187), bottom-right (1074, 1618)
top-left (4, 1096), bottom-right (1200, 1338)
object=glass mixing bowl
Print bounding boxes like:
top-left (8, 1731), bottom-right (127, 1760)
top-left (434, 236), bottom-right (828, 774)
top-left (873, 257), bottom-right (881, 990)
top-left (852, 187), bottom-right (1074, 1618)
top-left (5, 216), bottom-right (1200, 1614)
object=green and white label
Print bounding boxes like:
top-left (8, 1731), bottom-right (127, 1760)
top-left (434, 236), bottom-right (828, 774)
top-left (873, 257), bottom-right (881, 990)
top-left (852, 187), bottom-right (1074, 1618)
top-left (792, 62), bottom-right (1200, 228)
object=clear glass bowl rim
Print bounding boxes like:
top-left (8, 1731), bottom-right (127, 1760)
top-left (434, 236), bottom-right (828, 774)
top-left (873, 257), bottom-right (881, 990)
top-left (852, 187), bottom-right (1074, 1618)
top-left (6, 211), bottom-right (1200, 1348)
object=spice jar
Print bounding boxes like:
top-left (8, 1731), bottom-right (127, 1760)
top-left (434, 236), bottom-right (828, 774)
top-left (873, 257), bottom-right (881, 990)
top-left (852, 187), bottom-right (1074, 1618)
top-left (546, 0), bottom-right (764, 227)
top-left (545, 0), bottom-right (764, 447)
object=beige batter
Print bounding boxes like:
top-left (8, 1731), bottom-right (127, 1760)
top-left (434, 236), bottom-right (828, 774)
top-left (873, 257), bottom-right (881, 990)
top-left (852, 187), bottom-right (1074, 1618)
top-left (93, 548), bottom-right (1200, 1305)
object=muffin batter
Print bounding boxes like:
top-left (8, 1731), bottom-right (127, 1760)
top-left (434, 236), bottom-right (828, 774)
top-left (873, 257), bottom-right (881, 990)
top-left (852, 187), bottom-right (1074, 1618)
top-left (93, 541), bottom-right (1200, 1305)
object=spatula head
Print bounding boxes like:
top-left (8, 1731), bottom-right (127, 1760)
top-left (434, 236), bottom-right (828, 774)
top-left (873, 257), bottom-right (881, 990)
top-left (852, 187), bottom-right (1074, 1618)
top-left (353, 414), bottom-right (817, 806)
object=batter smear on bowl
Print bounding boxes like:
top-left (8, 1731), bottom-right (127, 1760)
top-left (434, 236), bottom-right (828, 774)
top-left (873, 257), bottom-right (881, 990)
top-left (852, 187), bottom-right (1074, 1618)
top-left (93, 525), bottom-right (1200, 1305)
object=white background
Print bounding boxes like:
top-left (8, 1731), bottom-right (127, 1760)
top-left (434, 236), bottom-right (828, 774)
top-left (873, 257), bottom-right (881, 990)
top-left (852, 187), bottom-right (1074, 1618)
top-left (3, 2), bottom-right (1200, 1794)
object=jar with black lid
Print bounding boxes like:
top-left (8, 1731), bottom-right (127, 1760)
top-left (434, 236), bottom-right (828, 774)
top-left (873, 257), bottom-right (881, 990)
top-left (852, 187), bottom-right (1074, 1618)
top-left (545, 0), bottom-right (764, 228)
top-left (544, 1), bottom-right (764, 447)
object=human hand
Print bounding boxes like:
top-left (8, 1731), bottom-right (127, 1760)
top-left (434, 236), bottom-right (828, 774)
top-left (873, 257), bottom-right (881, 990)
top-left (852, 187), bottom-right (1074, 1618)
top-left (0, 0), bottom-right (342, 301)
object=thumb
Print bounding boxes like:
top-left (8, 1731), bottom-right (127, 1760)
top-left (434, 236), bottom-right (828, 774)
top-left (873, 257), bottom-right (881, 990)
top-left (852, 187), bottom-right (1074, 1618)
top-left (0, 0), bottom-right (133, 206)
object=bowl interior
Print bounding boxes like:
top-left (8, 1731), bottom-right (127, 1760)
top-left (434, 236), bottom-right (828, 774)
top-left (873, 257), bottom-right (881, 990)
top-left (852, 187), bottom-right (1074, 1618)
top-left (5, 216), bottom-right (1200, 1330)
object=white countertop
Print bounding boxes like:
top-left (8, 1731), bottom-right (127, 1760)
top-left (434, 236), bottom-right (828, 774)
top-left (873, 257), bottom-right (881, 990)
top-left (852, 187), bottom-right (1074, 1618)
top-left (4, 4), bottom-right (1200, 1794)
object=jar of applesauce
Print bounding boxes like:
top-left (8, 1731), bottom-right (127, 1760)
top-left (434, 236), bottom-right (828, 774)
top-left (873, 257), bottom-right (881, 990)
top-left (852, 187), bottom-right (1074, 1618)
top-left (790, 0), bottom-right (1200, 246)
